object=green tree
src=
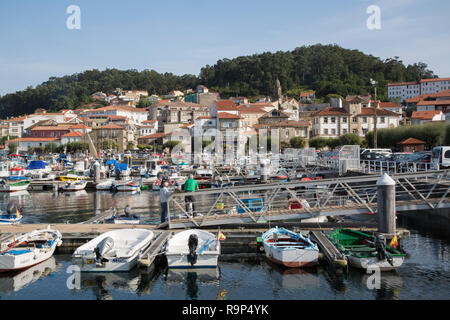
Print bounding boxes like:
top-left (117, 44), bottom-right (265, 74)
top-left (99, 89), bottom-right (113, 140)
top-left (338, 133), bottom-right (360, 146)
top-left (163, 140), bottom-right (181, 152)
top-left (289, 136), bottom-right (306, 148)
top-left (8, 142), bottom-right (17, 154)
top-left (102, 140), bottom-right (117, 150)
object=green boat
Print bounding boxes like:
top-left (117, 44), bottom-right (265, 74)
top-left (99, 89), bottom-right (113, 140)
top-left (328, 228), bottom-right (406, 271)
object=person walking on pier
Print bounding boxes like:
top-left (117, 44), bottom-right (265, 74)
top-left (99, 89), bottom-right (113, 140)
top-left (184, 174), bottom-right (199, 216)
top-left (159, 181), bottom-right (172, 224)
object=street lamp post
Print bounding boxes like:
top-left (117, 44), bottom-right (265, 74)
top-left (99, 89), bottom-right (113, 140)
top-left (370, 79), bottom-right (378, 149)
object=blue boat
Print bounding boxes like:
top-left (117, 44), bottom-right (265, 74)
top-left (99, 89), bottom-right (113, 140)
top-left (0, 204), bottom-right (23, 225)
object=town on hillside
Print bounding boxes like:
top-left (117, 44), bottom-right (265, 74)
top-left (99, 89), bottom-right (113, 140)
top-left (1, 78), bottom-right (449, 156)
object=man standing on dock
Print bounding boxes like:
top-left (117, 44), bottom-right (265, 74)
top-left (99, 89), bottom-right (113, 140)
top-left (159, 181), bottom-right (172, 224)
top-left (184, 174), bottom-right (199, 216)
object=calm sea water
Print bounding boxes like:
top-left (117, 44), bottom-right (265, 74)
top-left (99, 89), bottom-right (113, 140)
top-left (0, 191), bottom-right (448, 300)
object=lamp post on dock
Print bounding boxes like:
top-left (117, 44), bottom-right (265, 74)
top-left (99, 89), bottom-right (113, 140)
top-left (370, 79), bottom-right (378, 149)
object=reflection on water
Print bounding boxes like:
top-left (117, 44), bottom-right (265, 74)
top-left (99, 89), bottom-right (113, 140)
top-left (0, 190), bottom-right (162, 224)
top-left (0, 257), bottom-right (60, 295)
top-left (80, 267), bottom-right (156, 300)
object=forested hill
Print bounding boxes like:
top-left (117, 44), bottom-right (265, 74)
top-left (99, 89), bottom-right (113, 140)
top-left (200, 44), bottom-right (435, 99)
top-left (0, 44), bottom-right (435, 118)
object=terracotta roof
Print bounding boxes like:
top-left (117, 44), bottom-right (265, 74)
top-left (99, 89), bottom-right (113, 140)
top-left (359, 108), bottom-right (400, 117)
top-left (196, 116), bottom-right (214, 120)
top-left (417, 100), bottom-right (450, 106)
top-left (215, 100), bottom-right (238, 110)
top-left (5, 116), bottom-right (26, 122)
top-left (412, 110), bottom-right (443, 120)
top-left (30, 125), bottom-right (72, 131)
top-left (388, 81), bottom-right (419, 86)
top-left (69, 124), bottom-right (90, 129)
top-left (139, 133), bottom-right (166, 139)
top-left (379, 102), bottom-right (400, 108)
top-left (429, 89), bottom-right (450, 98)
top-left (237, 106), bottom-right (267, 114)
top-left (315, 107), bottom-right (349, 116)
top-left (217, 112), bottom-right (243, 119)
top-left (300, 91), bottom-right (315, 97)
top-left (108, 115), bottom-right (127, 120)
top-left (9, 138), bottom-right (60, 142)
top-left (61, 131), bottom-right (83, 137)
top-left (152, 101), bottom-right (208, 109)
top-left (420, 77), bottom-right (450, 83)
top-left (97, 123), bottom-right (125, 129)
top-left (406, 94), bottom-right (431, 103)
top-left (142, 120), bottom-right (157, 123)
top-left (265, 120), bottom-right (310, 128)
top-left (397, 138), bottom-right (426, 145)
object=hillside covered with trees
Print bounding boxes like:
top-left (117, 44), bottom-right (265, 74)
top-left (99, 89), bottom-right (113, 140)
top-left (0, 44), bottom-right (435, 118)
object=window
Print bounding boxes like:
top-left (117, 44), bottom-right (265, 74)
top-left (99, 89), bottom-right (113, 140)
top-left (352, 117), bottom-right (357, 123)
top-left (380, 117), bottom-right (386, 124)
top-left (342, 117), bottom-right (347, 123)
top-left (362, 117), bottom-right (367, 123)
top-left (324, 129), bottom-right (328, 135)
top-left (331, 117), bottom-right (336, 124)
top-left (343, 129), bottom-right (347, 134)
top-left (353, 129), bottom-right (358, 134)
top-left (331, 129), bottom-right (336, 135)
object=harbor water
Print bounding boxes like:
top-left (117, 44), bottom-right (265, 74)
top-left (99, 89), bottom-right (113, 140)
top-left (0, 191), bottom-right (449, 300)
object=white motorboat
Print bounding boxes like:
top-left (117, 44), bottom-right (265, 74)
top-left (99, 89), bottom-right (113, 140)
top-left (72, 229), bottom-right (154, 272)
top-left (96, 179), bottom-right (115, 191)
top-left (262, 227), bottom-right (319, 268)
top-left (165, 229), bottom-right (221, 268)
top-left (61, 180), bottom-right (87, 191)
top-left (103, 206), bottom-right (140, 225)
top-left (0, 227), bottom-right (62, 272)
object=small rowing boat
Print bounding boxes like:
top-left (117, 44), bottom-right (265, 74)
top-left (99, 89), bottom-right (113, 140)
top-left (328, 228), bottom-right (406, 271)
top-left (114, 180), bottom-right (141, 192)
top-left (103, 206), bottom-right (140, 225)
top-left (0, 177), bottom-right (30, 192)
top-left (0, 203), bottom-right (23, 225)
top-left (0, 227), bottom-right (62, 272)
top-left (61, 180), bottom-right (87, 191)
top-left (262, 227), bottom-right (319, 268)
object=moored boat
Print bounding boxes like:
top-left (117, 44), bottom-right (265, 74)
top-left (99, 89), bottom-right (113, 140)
top-left (72, 229), bottom-right (154, 272)
top-left (96, 179), bottom-right (115, 191)
top-left (328, 228), bottom-right (406, 271)
top-left (165, 229), bottom-right (221, 268)
top-left (0, 204), bottom-right (23, 225)
top-left (0, 227), bottom-right (62, 272)
top-left (262, 226), bottom-right (319, 268)
top-left (0, 177), bottom-right (31, 192)
top-left (114, 180), bottom-right (141, 192)
top-left (103, 206), bottom-right (140, 224)
top-left (61, 180), bottom-right (87, 191)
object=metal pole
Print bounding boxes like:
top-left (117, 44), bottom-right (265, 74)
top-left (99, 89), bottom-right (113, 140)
top-left (374, 86), bottom-right (378, 149)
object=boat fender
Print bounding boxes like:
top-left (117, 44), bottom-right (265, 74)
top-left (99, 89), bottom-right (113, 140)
top-left (187, 234), bottom-right (198, 266)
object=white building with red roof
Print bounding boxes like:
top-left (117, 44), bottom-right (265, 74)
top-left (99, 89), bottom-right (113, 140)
top-left (388, 78), bottom-right (450, 102)
top-left (411, 110), bottom-right (446, 125)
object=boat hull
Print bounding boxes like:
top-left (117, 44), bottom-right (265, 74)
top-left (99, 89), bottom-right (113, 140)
top-left (166, 253), bottom-right (219, 268)
top-left (72, 254), bottom-right (139, 272)
top-left (347, 255), bottom-right (405, 271)
top-left (263, 243), bottom-right (319, 268)
top-left (0, 243), bottom-right (58, 273)
top-left (0, 182), bottom-right (30, 192)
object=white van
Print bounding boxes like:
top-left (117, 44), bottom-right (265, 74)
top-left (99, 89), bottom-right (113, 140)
top-left (361, 148), bottom-right (392, 156)
top-left (431, 146), bottom-right (450, 169)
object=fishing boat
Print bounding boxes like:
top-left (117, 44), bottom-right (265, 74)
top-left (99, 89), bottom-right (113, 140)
top-left (72, 229), bottom-right (154, 272)
top-left (103, 206), bottom-right (140, 225)
top-left (328, 228), bottom-right (406, 271)
top-left (0, 204), bottom-right (23, 225)
top-left (61, 180), bottom-right (87, 191)
top-left (57, 173), bottom-right (85, 181)
top-left (0, 227), bottom-right (62, 272)
top-left (0, 177), bottom-right (31, 192)
top-left (25, 160), bottom-right (51, 177)
top-left (262, 227), bottom-right (319, 268)
top-left (165, 229), bottom-right (221, 268)
top-left (114, 180), bottom-right (141, 192)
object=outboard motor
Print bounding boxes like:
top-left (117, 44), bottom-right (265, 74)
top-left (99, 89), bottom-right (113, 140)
top-left (94, 237), bottom-right (114, 265)
top-left (124, 205), bottom-right (131, 217)
top-left (187, 234), bottom-right (198, 266)
top-left (111, 181), bottom-right (117, 193)
top-left (375, 234), bottom-right (393, 266)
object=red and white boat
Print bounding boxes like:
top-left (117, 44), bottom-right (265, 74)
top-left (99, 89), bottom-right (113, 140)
top-left (0, 227), bottom-right (62, 272)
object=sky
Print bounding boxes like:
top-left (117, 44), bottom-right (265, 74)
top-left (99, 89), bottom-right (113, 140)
top-left (0, 0), bottom-right (449, 95)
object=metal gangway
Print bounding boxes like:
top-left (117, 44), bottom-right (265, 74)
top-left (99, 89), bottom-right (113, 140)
top-left (166, 170), bottom-right (450, 229)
